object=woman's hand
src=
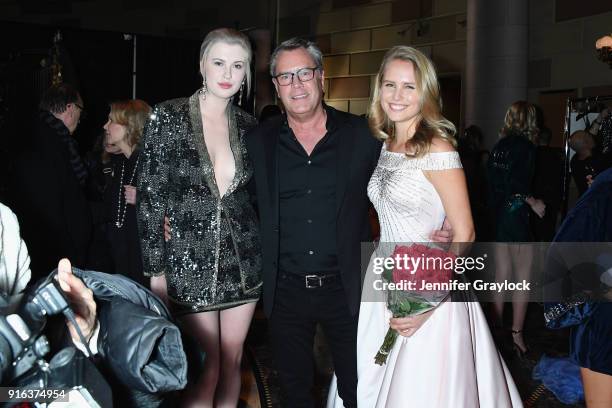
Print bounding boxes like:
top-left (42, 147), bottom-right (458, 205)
top-left (390, 309), bottom-right (435, 337)
top-left (526, 196), bottom-right (546, 218)
top-left (124, 185), bottom-right (137, 205)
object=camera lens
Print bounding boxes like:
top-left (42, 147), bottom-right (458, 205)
top-left (50, 346), bottom-right (76, 369)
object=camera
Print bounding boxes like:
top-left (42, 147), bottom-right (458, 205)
top-left (0, 274), bottom-right (112, 406)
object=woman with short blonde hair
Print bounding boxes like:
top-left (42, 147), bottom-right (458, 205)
top-left (101, 99), bottom-right (151, 286)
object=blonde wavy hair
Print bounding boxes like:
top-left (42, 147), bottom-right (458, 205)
top-left (500, 101), bottom-right (538, 142)
top-left (368, 46), bottom-right (456, 157)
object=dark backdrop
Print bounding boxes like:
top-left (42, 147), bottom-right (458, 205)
top-left (0, 21), bottom-right (202, 199)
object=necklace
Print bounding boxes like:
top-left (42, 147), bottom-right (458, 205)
top-left (115, 154), bottom-right (140, 228)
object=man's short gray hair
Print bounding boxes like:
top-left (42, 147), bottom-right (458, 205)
top-left (269, 37), bottom-right (323, 77)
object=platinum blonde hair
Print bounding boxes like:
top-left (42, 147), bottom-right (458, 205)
top-left (199, 28), bottom-right (253, 95)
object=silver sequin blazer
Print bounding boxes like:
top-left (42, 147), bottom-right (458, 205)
top-left (137, 91), bottom-right (262, 309)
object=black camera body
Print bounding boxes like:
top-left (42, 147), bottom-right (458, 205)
top-left (0, 276), bottom-right (112, 406)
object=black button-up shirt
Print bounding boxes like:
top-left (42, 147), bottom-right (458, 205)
top-left (278, 110), bottom-right (339, 276)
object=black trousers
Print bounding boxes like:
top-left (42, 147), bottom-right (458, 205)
top-left (269, 273), bottom-right (358, 408)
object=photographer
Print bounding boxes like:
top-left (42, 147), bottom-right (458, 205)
top-left (0, 202), bottom-right (31, 313)
top-left (1, 201), bottom-right (187, 407)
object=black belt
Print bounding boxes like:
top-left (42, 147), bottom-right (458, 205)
top-left (282, 273), bottom-right (340, 288)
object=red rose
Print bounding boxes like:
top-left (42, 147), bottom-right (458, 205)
top-left (390, 244), bottom-right (455, 290)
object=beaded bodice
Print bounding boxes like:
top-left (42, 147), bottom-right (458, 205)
top-left (367, 144), bottom-right (462, 243)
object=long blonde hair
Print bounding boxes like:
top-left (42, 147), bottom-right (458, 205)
top-left (368, 46), bottom-right (456, 157)
top-left (500, 101), bottom-right (538, 142)
top-left (199, 28), bottom-right (253, 96)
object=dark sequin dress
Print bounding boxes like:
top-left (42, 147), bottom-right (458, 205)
top-left (137, 90), bottom-right (262, 314)
top-left (487, 131), bottom-right (536, 242)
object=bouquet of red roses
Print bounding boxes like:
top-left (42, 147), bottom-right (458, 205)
top-left (374, 243), bottom-right (455, 365)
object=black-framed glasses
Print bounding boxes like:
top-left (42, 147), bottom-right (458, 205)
top-left (73, 103), bottom-right (87, 120)
top-left (273, 67), bottom-right (319, 86)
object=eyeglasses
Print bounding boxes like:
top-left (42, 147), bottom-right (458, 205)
top-left (73, 103), bottom-right (87, 120)
top-left (273, 67), bottom-right (319, 86)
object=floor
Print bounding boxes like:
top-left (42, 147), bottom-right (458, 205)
top-left (239, 302), bottom-right (586, 408)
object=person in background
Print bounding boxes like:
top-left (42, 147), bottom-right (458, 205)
top-left (1, 200), bottom-right (186, 408)
top-left (531, 127), bottom-right (564, 241)
top-left (545, 166), bottom-right (612, 408)
top-left (8, 83), bottom-right (92, 280)
top-left (0, 201), bottom-right (31, 312)
top-left (569, 130), bottom-right (599, 197)
top-left (258, 104), bottom-right (282, 122)
top-left (487, 101), bottom-right (545, 358)
top-left (101, 99), bottom-right (151, 285)
top-left (587, 106), bottom-right (611, 159)
top-left (458, 125), bottom-right (490, 240)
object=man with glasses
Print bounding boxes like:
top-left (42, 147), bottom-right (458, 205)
top-left (245, 38), bottom-right (382, 407)
top-left (9, 83), bottom-right (93, 280)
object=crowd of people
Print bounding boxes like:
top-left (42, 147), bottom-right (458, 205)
top-left (1, 26), bottom-right (610, 408)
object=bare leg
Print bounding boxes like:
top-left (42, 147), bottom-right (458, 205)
top-left (581, 367), bottom-right (612, 408)
top-left (215, 302), bottom-right (257, 408)
top-left (179, 311), bottom-right (221, 408)
top-left (509, 244), bottom-right (533, 353)
top-left (493, 244), bottom-right (512, 326)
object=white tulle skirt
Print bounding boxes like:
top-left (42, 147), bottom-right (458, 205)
top-left (327, 269), bottom-right (523, 408)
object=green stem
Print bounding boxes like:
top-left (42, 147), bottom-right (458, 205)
top-left (374, 328), bottom-right (399, 365)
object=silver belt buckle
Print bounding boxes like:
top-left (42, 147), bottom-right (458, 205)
top-left (305, 274), bottom-right (322, 288)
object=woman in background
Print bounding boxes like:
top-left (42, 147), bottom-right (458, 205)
top-left (101, 99), bottom-right (151, 285)
top-left (487, 101), bottom-right (545, 357)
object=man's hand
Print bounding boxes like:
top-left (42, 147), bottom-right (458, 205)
top-left (390, 309), bottom-right (435, 337)
top-left (124, 185), bottom-right (137, 205)
top-left (164, 216), bottom-right (171, 242)
top-left (430, 217), bottom-right (453, 243)
top-left (56, 259), bottom-right (97, 343)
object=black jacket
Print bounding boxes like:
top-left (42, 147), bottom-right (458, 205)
top-left (137, 93), bottom-right (262, 311)
top-left (71, 269), bottom-right (187, 394)
top-left (8, 116), bottom-right (92, 278)
top-left (245, 106), bottom-right (381, 316)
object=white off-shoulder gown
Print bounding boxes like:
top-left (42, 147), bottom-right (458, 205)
top-left (327, 147), bottom-right (523, 408)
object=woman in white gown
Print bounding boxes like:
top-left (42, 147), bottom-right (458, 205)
top-left (328, 46), bottom-right (523, 407)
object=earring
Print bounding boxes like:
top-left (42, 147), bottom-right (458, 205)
top-left (238, 81), bottom-right (245, 106)
top-left (200, 77), bottom-right (208, 99)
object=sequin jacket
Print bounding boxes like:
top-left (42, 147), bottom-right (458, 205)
top-left (137, 91), bottom-right (262, 308)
